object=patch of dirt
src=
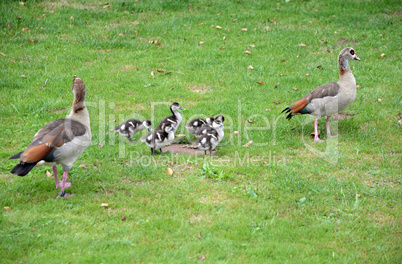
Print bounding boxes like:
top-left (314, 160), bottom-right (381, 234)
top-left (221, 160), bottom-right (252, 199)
top-left (331, 112), bottom-right (357, 121)
top-left (337, 38), bottom-right (358, 45)
top-left (0, 173), bottom-right (14, 182)
top-left (163, 143), bottom-right (217, 156)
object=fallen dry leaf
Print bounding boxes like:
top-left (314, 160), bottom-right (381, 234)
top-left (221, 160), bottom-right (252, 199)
top-left (0, 52), bottom-right (6, 57)
top-left (265, 108), bottom-right (271, 111)
top-left (380, 33), bottom-right (385, 37)
top-left (46, 170), bottom-right (52, 177)
top-left (4, 206), bottom-right (10, 210)
top-left (28, 39), bottom-right (34, 43)
top-left (317, 65), bottom-right (323, 69)
top-left (198, 232), bottom-right (202, 239)
top-left (234, 131), bottom-right (240, 135)
top-left (380, 53), bottom-right (385, 57)
top-left (199, 41), bottom-right (204, 45)
top-left (241, 28), bottom-right (247, 31)
top-left (199, 256), bottom-right (206, 261)
top-left (98, 144), bottom-right (104, 148)
top-left (356, 85), bottom-right (361, 89)
top-left (298, 43), bottom-right (307, 47)
top-left (305, 73), bottom-right (310, 76)
top-left (31, 229), bottom-right (37, 232)
top-left (279, 74), bottom-right (284, 77)
top-left (244, 50), bottom-right (251, 54)
top-left (157, 69), bottom-right (166, 72)
top-left (355, 194), bottom-right (361, 198)
top-left (103, 3), bottom-right (110, 9)
top-left (247, 119), bottom-right (253, 124)
top-left (223, 36), bottom-right (226, 40)
top-left (19, 2), bottom-right (25, 5)
top-left (79, 164), bottom-right (88, 169)
top-left (70, 16), bottom-right (74, 20)
top-left (377, 98), bottom-right (382, 102)
top-left (310, 130), bottom-right (320, 138)
top-left (122, 215), bottom-right (126, 221)
top-left (274, 84), bottom-right (280, 88)
top-left (273, 101), bottom-right (280, 104)
top-left (167, 167), bottom-right (173, 176)
top-left (243, 140), bottom-right (253, 147)
top-left (247, 65), bottom-right (254, 70)
top-left (398, 120), bottom-right (402, 126)
top-left (101, 203), bottom-right (109, 207)
top-left (257, 81), bottom-right (264, 85)
top-left (21, 75), bottom-right (27, 78)
top-left (151, 71), bottom-right (154, 77)
top-left (296, 54), bottom-right (300, 58)
top-left (216, 25), bottom-right (222, 29)
top-left (219, 46), bottom-right (225, 49)
top-left (292, 87), bottom-right (298, 91)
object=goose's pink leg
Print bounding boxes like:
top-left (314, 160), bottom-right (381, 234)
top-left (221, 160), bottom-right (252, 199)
top-left (56, 171), bottom-right (74, 198)
top-left (53, 166), bottom-right (71, 189)
top-left (314, 118), bottom-right (324, 142)
top-left (326, 116), bottom-right (339, 138)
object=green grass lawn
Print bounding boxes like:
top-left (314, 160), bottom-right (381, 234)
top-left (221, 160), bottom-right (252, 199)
top-left (0, 0), bottom-right (401, 263)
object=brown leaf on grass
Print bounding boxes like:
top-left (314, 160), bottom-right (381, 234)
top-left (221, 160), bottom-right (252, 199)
top-left (355, 194), bottom-right (361, 198)
top-left (157, 69), bottom-right (166, 72)
top-left (103, 3), bottom-right (110, 9)
top-left (46, 170), bottom-right (52, 177)
top-left (219, 46), bottom-right (225, 49)
top-left (265, 108), bottom-right (271, 111)
top-left (198, 232), bottom-right (202, 239)
top-left (331, 113), bottom-right (355, 121)
top-left (31, 229), bottom-right (37, 232)
top-left (244, 50), bottom-right (251, 54)
top-left (273, 101), bottom-right (280, 104)
top-left (380, 53), bottom-right (385, 57)
top-left (398, 120), bottom-right (402, 126)
top-left (298, 43), bottom-right (307, 47)
top-left (4, 206), bottom-right (10, 210)
top-left (292, 87), bottom-right (298, 91)
top-left (98, 144), bottom-right (104, 148)
top-left (79, 164), bottom-right (88, 169)
top-left (28, 39), bottom-right (34, 43)
top-left (122, 215), bottom-right (126, 221)
top-left (317, 65), bottom-right (323, 69)
top-left (396, 113), bottom-right (401, 119)
top-left (70, 16), bottom-right (74, 20)
top-left (101, 203), bottom-right (109, 207)
top-left (305, 73), bottom-right (310, 76)
top-left (296, 54), bottom-right (300, 58)
top-left (310, 130), bottom-right (320, 138)
top-left (380, 33), bottom-right (385, 37)
top-left (199, 41), bottom-right (204, 45)
top-left (223, 36), bottom-right (226, 40)
top-left (216, 13), bottom-right (221, 16)
top-left (377, 98), bottom-right (382, 102)
top-left (243, 140), bottom-right (253, 147)
top-left (247, 119), bottom-right (254, 124)
top-left (234, 131), bottom-right (241, 135)
top-left (151, 71), bottom-right (154, 77)
top-left (247, 65), bottom-right (254, 70)
top-left (21, 75), bottom-right (27, 78)
top-left (0, 52), bottom-right (6, 57)
top-left (199, 256), bottom-right (206, 261)
top-left (257, 81), bottom-right (263, 85)
top-left (274, 84), bottom-right (280, 88)
top-left (279, 74), bottom-right (284, 77)
top-left (356, 85), bottom-right (361, 89)
top-left (167, 167), bottom-right (173, 176)
top-left (241, 28), bottom-right (247, 31)
top-left (8, 24), bottom-right (12, 29)
top-left (19, 2), bottom-right (25, 5)
top-left (216, 25), bottom-right (222, 29)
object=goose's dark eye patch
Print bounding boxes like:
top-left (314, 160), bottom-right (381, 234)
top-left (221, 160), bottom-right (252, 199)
top-left (350, 50), bottom-right (355, 55)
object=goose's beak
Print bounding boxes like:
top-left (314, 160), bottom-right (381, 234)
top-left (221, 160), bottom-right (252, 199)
top-left (354, 56), bottom-right (361, 61)
top-left (148, 128), bottom-right (153, 132)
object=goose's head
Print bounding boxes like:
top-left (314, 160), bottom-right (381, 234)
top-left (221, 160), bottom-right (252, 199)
top-left (171, 102), bottom-right (184, 111)
top-left (212, 119), bottom-right (224, 130)
top-left (143, 120), bottom-right (152, 132)
top-left (205, 116), bottom-right (214, 125)
top-left (339, 47), bottom-right (360, 61)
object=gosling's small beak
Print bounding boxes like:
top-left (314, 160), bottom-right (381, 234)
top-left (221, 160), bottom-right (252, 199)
top-left (354, 56), bottom-right (361, 61)
top-left (148, 127), bottom-right (153, 132)
top-left (221, 124), bottom-right (224, 129)
top-left (179, 106), bottom-right (184, 110)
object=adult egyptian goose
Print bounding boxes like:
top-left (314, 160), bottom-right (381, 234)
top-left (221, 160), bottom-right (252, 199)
top-left (156, 102), bottom-right (184, 132)
top-left (282, 47), bottom-right (360, 142)
top-left (141, 123), bottom-right (175, 154)
top-left (9, 78), bottom-right (91, 198)
top-left (193, 119), bottom-right (225, 156)
top-left (194, 115), bottom-right (225, 138)
top-left (114, 119), bottom-right (152, 143)
top-left (185, 116), bottom-right (214, 134)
